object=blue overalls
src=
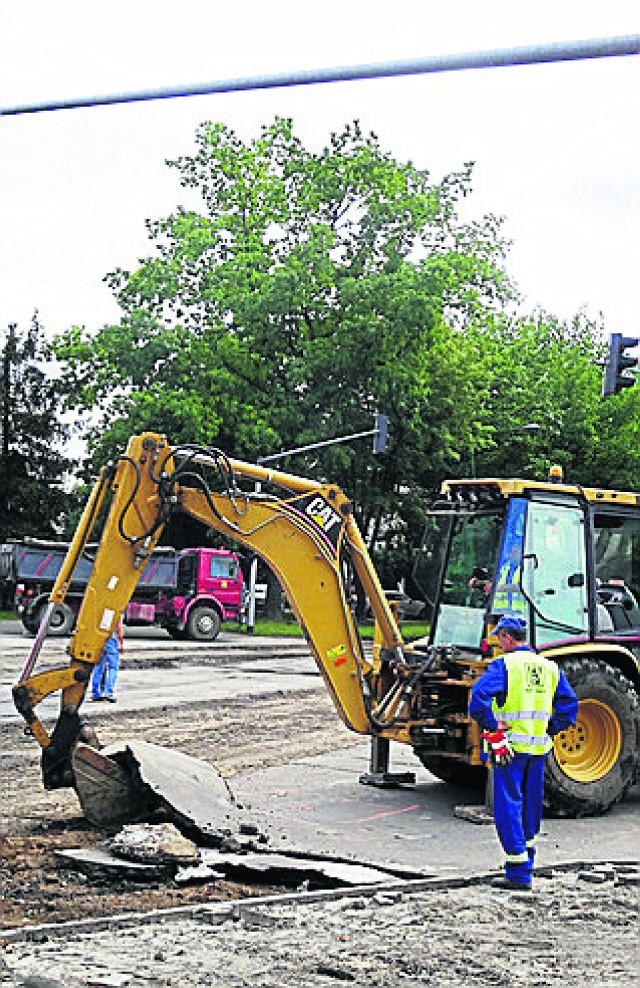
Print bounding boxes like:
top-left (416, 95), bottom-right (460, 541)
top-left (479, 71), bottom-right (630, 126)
top-left (90, 631), bottom-right (121, 700)
top-left (469, 647), bottom-right (578, 886)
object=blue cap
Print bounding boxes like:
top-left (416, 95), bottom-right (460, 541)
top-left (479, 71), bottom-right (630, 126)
top-left (494, 614), bottom-right (527, 635)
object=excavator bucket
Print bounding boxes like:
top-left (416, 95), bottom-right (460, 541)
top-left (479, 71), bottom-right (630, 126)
top-left (72, 744), bottom-right (152, 828)
top-left (72, 740), bottom-right (243, 840)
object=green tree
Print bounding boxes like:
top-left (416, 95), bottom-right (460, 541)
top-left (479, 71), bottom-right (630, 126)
top-left (54, 119), bottom-right (513, 566)
top-left (590, 377), bottom-right (640, 491)
top-left (463, 311), bottom-right (640, 491)
top-left (0, 316), bottom-right (73, 541)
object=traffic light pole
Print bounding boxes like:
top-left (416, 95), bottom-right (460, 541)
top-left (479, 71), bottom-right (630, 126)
top-left (245, 413), bottom-right (388, 633)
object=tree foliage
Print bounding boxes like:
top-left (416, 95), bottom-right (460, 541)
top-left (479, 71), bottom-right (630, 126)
top-left (51, 117), bottom-right (640, 588)
top-left (54, 118), bottom-right (514, 562)
top-left (0, 316), bottom-right (73, 541)
top-left (462, 312), bottom-right (640, 492)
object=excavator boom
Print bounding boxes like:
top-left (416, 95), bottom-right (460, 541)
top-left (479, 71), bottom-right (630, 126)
top-left (12, 433), bottom-right (409, 794)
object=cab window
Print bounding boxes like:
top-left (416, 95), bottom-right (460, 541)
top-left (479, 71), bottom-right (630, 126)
top-left (209, 557), bottom-right (239, 580)
top-left (593, 511), bottom-right (640, 633)
top-left (139, 557), bottom-right (178, 589)
top-left (415, 506), bottom-right (504, 650)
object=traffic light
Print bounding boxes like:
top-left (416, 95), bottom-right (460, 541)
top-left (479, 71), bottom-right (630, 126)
top-left (372, 412), bottom-right (388, 454)
top-left (602, 334), bottom-right (639, 397)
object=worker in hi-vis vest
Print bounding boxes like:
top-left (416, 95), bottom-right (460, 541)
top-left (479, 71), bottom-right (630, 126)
top-left (469, 614), bottom-right (578, 890)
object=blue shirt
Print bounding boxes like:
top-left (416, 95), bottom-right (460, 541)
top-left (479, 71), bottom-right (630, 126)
top-left (469, 647), bottom-right (578, 735)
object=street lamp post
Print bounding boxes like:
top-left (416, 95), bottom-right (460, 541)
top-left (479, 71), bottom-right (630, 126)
top-left (244, 414), bottom-right (388, 633)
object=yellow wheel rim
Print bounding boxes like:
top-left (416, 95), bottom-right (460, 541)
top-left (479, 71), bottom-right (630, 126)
top-left (553, 700), bottom-right (621, 782)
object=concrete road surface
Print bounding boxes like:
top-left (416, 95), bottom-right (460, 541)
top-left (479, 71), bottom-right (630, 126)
top-left (0, 620), bottom-right (317, 725)
top-left (2, 617), bottom-right (638, 877)
top-left (232, 743), bottom-right (640, 875)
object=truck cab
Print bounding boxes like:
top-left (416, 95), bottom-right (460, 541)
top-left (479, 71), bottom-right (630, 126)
top-left (163, 548), bottom-right (244, 640)
top-left (416, 477), bottom-right (640, 657)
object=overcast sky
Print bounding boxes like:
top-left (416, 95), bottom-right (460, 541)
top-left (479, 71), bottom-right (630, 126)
top-left (1, 1), bottom-right (639, 343)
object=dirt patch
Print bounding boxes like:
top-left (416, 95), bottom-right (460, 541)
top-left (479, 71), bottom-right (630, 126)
top-left (2, 874), bottom-right (637, 988)
top-left (1, 684), bottom-right (637, 987)
top-left (0, 827), bottom-right (284, 929)
top-left (0, 689), bottom-right (359, 929)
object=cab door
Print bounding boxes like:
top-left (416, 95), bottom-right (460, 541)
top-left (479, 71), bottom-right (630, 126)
top-left (522, 496), bottom-right (589, 647)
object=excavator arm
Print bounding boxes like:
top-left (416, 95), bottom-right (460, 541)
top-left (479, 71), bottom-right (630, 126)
top-left (13, 432), bottom-right (414, 791)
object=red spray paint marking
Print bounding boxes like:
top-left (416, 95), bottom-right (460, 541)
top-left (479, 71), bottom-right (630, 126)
top-left (347, 804), bottom-right (420, 824)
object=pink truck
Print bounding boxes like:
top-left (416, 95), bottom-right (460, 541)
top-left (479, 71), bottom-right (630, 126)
top-left (2, 541), bottom-right (243, 641)
top-left (127, 546), bottom-right (244, 641)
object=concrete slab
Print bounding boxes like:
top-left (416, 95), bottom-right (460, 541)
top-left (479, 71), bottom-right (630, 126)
top-left (54, 847), bottom-right (167, 880)
top-left (125, 740), bottom-right (243, 841)
top-left (109, 822), bottom-right (200, 866)
top-left (231, 741), bottom-right (640, 875)
top-left (55, 842), bottom-right (407, 888)
top-left (72, 740), bottom-right (252, 841)
top-left (195, 849), bottom-right (406, 887)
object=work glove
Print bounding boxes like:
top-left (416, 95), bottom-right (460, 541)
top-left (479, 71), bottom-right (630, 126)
top-left (482, 727), bottom-right (514, 767)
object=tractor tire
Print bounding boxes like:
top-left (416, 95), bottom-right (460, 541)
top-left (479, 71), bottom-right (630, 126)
top-left (24, 602), bottom-right (75, 637)
top-left (186, 605), bottom-right (221, 642)
top-left (416, 753), bottom-right (486, 790)
top-left (544, 658), bottom-right (640, 818)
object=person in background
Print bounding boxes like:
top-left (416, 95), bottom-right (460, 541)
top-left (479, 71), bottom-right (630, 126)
top-left (469, 614), bottom-right (578, 890)
top-left (90, 617), bottom-right (124, 703)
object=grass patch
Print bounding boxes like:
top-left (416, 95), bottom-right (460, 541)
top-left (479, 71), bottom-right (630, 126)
top-left (227, 618), bottom-right (429, 641)
top-left (231, 619), bottom-right (304, 637)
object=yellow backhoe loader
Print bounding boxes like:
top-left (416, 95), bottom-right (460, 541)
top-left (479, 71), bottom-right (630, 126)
top-left (12, 433), bottom-right (640, 822)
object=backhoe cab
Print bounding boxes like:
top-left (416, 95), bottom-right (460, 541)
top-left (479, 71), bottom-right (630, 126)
top-left (414, 475), bottom-right (640, 815)
top-left (12, 435), bottom-right (640, 823)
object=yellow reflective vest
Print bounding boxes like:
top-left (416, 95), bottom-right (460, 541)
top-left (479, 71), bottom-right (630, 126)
top-left (493, 650), bottom-right (559, 754)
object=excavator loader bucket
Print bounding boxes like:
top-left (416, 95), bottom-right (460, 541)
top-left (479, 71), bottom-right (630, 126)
top-left (72, 744), bottom-right (152, 828)
top-left (72, 740), bottom-right (243, 841)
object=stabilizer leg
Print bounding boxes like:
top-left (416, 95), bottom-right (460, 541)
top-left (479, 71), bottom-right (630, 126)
top-left (359, 736), bottom-right (416, 788)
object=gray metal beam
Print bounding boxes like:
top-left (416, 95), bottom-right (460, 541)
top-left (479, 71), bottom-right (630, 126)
top-left (1, 35), bottom-right (638, 117)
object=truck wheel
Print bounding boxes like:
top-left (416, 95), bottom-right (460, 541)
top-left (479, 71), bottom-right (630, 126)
top-left (26, 602), bottom-right (75, 637)
top-left (186, 606), bottom-right (221, 641)
top-left (416, 753), bottom-right (485, 790)
top-left (21, 614), bottom-right (38, 636)
top-left (544, 658), bottom-right (639, 818)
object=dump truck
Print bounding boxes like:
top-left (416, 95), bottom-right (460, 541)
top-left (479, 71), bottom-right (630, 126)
top-left (11, 434), bottom-right (639, 824)
top-left (1, 540), bottom-right (243, 640)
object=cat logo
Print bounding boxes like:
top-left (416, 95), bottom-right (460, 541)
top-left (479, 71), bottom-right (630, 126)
top-left (294, 494), bottom-right (344, 551)
top-left (304, 495), bottom-right (342, 535)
